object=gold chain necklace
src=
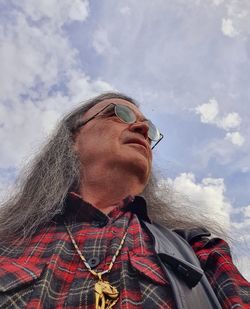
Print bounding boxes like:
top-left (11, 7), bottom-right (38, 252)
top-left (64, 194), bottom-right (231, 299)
top-left (64, 223), bottom-right (128, 309)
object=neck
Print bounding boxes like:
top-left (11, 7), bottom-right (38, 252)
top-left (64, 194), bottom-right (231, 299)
top-left (78, 168), bottom-right (146, 214)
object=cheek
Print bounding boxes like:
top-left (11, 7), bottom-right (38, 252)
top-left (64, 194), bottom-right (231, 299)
top-left (73, 127), bottom-right (120, 160)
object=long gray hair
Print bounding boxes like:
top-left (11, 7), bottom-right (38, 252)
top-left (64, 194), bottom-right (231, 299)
top-left (0, 92), bottom-right (223, 244)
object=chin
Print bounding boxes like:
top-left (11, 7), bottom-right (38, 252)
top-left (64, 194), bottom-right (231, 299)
top-left (126, 156), bottom-right (151, 184)
top-left (112, 147), bottom-right (151, 180)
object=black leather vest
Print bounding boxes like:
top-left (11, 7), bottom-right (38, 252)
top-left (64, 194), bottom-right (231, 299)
top-left (142, 221), bottom-right (222, 309)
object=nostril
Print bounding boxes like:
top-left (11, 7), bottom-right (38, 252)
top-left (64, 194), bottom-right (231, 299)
top-left (130, 121), bottom-right (149, 137)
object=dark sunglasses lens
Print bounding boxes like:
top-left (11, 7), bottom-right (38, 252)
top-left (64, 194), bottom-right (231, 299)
top-left (115, 105), bottom-right (136, 123)
top-left (147, 120), bottom-right (160, 141)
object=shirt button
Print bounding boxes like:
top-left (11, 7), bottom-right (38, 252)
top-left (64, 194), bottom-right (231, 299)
top-left (88, 257), bottom-right (100, 268)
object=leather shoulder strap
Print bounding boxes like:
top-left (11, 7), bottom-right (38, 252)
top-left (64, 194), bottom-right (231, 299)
top-left (174, 227), bottom-right (211, 243)
top-left (142, 221), bottom-right (222, 309)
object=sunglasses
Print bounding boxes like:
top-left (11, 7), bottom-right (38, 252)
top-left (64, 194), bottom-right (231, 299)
top-left (74, 103), bottom-right (164, 149)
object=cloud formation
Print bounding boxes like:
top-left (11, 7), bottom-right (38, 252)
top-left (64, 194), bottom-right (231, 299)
top-left (225, 132), bottom-right (245, 146)
top-left (13, 0), bottom-right (89, 26)
top-left (221, 18), bottom-right (238, 37)
top-left (195, 99), bottom-right (219, 123)
top-left (220, 0), bottom-right (250, 38)
top-left (166, 172), bottom-right (250, 279)
top-left (195, 98), bottom-right (244, 146)
top-left (0, 0), bottom-right (113, 169)
top-left (167, 173), bottom-right (231, 228)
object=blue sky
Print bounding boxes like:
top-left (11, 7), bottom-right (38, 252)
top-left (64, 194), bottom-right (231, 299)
top-left (0, 0), bottom-right (249, 279)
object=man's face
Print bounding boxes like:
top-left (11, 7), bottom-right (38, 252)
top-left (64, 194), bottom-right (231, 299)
top-left (73, 98), bottom-right (153, 186)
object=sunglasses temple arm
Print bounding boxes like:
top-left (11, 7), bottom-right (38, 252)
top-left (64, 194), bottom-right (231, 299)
top-left (151, 133), bottom-right (164, 150)
top-left (73, 103), bottom-right (116, 131)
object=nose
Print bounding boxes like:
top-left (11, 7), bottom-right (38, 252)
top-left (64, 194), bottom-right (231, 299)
top-left (129, 121), bottom-right (150, 140)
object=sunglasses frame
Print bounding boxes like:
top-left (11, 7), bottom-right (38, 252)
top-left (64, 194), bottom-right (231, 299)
top-left (73, 103), bottom-right (164, 149)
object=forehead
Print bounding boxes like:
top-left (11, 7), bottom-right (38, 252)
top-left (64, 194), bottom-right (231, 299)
top-left (83, 98), bottom-right (144, 120)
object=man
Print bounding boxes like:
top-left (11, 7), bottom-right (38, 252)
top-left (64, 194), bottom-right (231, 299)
top-left (0, 92), bottom-right (249, 308)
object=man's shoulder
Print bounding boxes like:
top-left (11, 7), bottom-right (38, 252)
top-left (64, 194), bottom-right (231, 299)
top-left (173, 227), bottom-right (211, 243)
top-left (0, 221), bottom-right (63, 261)
top-left (144, 220), bottom-right (211, 243)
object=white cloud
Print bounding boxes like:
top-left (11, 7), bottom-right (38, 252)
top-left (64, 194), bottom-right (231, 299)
top-left (195, 99), bottom-right (244, 146)
top-left (0, 1), bottom-right (114, 169)
top-left (0, 98), bottom-right (59, 167)
top-left (234, 204), bottom-right (250, 227)
top-left (195, 99), bottom-right (241, 130)
top-left (231, 204), bottom-right (250, 279)
top-left (67, 71), bottom-right (115, 103)
top-left (68, 0), bottom-right (89, 21)
top-left (0, 78), bottom-right (114, 169)
top-left (0, 13), bottom-right (75, 102)
top-left (219, 112), bottom-right (241, 130)
top-left (243, 205), bottom-right (250, 218)
top-left (0, 0), bottom-right (91, 102)
top-left (92, 28), bottom-right (119, 55)
top-left (225, 132), bottom-right (245, 146)
top-left (195, 99), bottom-right (219, 123)
top-left (167, 173), bottom-right (231, 228)
top-left (230, 200), bottom-right (249, 241)
top-left (12, 0), bottom-right (89, 27)
top-left (221, 18), bottom-right (238, 37)
top-left (166, 173), bottom-right (250, 280)
top-left (220, 1), bottom-right (250, 38)
top-left (236, 256), bottom-right (250, 281)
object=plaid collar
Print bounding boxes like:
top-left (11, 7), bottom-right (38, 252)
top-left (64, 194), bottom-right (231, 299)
top-left (56, 193), bottom-right (151, 224)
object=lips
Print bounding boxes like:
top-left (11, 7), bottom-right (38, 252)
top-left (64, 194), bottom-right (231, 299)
top-left (124, 137), bottom-right (149, 150)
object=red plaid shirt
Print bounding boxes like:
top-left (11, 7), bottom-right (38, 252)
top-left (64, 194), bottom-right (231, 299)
top-left (0, 194), bottom-right (249, 308)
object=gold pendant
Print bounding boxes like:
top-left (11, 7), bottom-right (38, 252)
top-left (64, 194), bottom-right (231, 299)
top-left (94, 279), bottom-right (119, 309)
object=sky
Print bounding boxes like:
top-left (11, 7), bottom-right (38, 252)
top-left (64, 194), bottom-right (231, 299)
top-left (0, 0), bottom-right (249, 279)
